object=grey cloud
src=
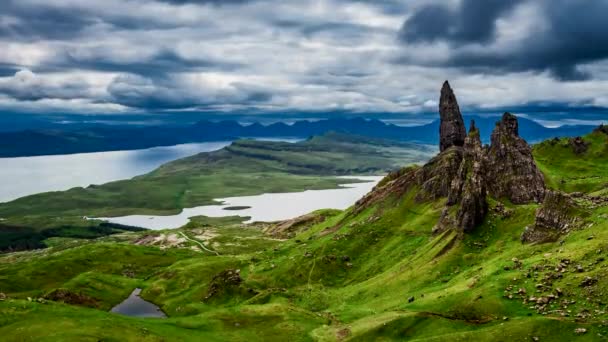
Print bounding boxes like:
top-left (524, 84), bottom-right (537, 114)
top-left (400, 0), bottom-right (524, 44)
top-left (107, 74), bottom-right (273, 110)
top-left (0, 70), bottom-right (93, 101)
top-left (0, 2), bottom-right (95, 40)
top-left (47, 49), bottom-right (243, 77)
top-left (398, 0), bottom-right (608, 81)
top-left (0, 64), bottom-right (20, 77)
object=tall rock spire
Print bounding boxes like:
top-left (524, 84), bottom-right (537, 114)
top-left (439, 81), bottom-right (466, 152)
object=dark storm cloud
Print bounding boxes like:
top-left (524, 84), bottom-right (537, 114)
top-left (398, 0), bottom-right (608, 81)
top-left (0, 2), bottom-right (95, 40)
top-left (400, 0), bottom-right (524, 44)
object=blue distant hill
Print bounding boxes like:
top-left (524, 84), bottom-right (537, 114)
top-left (0, 115), bottom-right (597, 157)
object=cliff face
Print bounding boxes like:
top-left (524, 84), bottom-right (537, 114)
top-left (486, 113), bottom-right (546, 204)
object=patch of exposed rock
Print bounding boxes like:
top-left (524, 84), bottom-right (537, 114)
top-left (439, 81), bottom-right (466, 152)
top-left (44, 288), bottom-right (100, 308)
top-left (594, 124), bottom-right (608, 135)
top-left (264, 212), bottom-right (331, 239)
top-left (568, 136), bottom-right (589, 154)
top-left (486, 113), bottom-right (546, 204)
top-left (204, 269), bottom-right (243, 301)
top-left (521, 191), bottom-right (584, 243)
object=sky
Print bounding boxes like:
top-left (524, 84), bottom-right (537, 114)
top-left (0, 0), bottom-right (607, 115)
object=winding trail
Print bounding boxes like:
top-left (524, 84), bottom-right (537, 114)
top-left (178, 232), bottom-right (220, 256)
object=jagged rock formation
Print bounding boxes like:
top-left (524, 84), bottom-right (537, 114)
top-left (486, 113), bottom-right (546, 204)
top-left (521, 191), bottom-right (584, 243)
top-left (439, 81), bottom-right (466, 152)
top-left (204, 269), bottom-right (243, 301)
top-left (594, 124), bottom-right (608, 135)
top-left (569, 136), bottom-right (589, 154)
top-left (354, 84), bottom-right (546, 234)
top-left (434, 121), bottom-right (488, 233)
top-left (416, 147), bottom-right (463, 200)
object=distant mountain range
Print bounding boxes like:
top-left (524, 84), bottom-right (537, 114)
top-left (0, 116), bottom-right (597, 157)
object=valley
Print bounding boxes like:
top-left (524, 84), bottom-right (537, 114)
top-left (0, 84), bottom-right (607, 341)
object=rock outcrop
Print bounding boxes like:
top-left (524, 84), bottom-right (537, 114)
top-left (594, 124), bottom-right (608, 135)
top-left (486, 113), bottom-right (546, 204)
top-left (435, 121), bottom-right (488, 233)
top-left (265, 211), bottom-right (331, 239)
top-left (44, 288), bottom-right (100, 308)
top-left (521, 191), bottom-right (583, 243)
top-left (353, 84), bottom-right (546, 235)
top-left (569, 136), bottom-right (589, 154)
top-left (439, 81), bottom-right (466, 152)
top-left (204, 269), bottom-right (243, 301)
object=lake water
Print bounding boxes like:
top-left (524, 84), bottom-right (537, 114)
top-left (96, 176), bottom-right (382, 230)
top-left (110, 288), bottom-right (166, 318)
top-left (0, 140), bottom-right (298, 203)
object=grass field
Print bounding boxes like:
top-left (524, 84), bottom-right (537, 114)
top-left (0, 133), bottom-right (434, 251)
top-left (0, 131), bottom-right (606, 340)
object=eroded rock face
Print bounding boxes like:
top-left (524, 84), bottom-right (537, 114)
top-left (416, 147), bottom-right (463, 200)
top-left (265, 212), bottom-right (329, 239)
top-left (569, 136), bottom-right (589, 154)
top-left (44, 288), bottom-right (100, 308)
top-left (204, 269), bottom-right (242, 301)
top-left (486, 113), bottom-right (546, 204)
top-left (594, 124), bottom-right (608, 135)
top-left (521, 191), bottom-right (583, 243)
top-left (439, 81), bottom-right (466, 152)
top-left (435, 121), bottom-right (487, 233)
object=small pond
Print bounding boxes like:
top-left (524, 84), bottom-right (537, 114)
top-left (110, 288), bottom-right (166, 318)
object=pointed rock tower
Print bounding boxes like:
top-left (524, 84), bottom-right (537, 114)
top-left (439, 81), bottom-right (467, 152)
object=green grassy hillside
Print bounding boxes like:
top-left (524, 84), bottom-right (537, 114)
top-left (0, 133), bottom-right (434, 252)
top-left (0, 131), bottom-right (606, 341)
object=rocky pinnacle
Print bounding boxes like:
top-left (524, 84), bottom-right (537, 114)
top-left (439, 81), bottom-right (466, 152)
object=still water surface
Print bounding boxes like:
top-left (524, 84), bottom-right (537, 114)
top-left (0, 141), bottom-right (308, 203)
top-left (97, 176), bottom-right (382, 230)
top-left (111, 288), bottom-right (166, 318)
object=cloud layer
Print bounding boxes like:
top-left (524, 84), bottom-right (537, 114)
top-left (0, 0), bottom-right (606, 114)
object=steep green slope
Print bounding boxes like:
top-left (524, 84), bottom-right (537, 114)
top-left (0, 130), bottom-right (606, 341)
top-left (534, 130), bottom-right (608, 194)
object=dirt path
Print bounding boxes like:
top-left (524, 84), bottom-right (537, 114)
top-left (178, 232), bottom-right (220, 256)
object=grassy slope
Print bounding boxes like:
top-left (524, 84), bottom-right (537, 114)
top-left (0, 134), bottom-right (433, 219)
top-left (1, 132), bottom-right (607, 341)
